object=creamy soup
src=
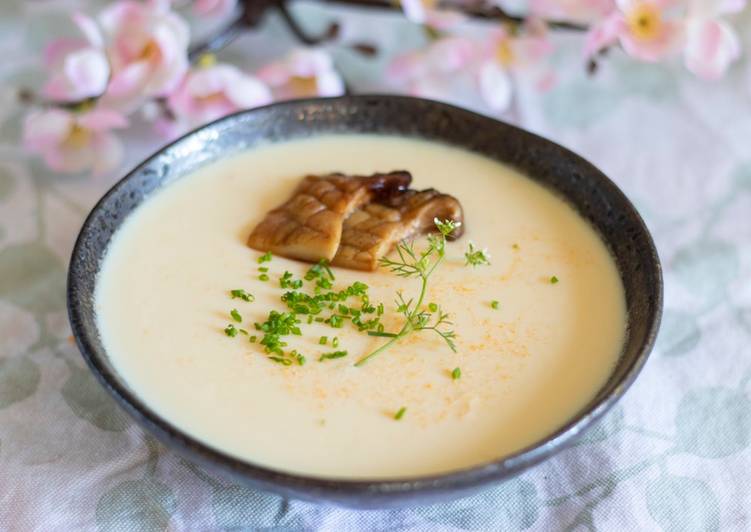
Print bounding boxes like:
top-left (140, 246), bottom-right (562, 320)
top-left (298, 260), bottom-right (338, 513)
top-left (96, 135), bottom-right (626, 479)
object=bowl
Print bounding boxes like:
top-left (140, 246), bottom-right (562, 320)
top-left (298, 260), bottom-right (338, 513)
top-left (67, 95), bottom-right (662, 508)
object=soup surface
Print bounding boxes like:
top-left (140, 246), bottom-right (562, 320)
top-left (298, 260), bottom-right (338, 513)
top-left (96, 135), bottom-right (626, 478)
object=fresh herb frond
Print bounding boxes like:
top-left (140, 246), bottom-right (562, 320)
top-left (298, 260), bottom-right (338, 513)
top-left (465, 241), bottom-right (491, 267)
top-left (356, 218), bottom-right (461, 366)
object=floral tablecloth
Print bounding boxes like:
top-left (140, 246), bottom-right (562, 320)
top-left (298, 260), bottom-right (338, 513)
top-left (1, 1), bottom-right (751, 530)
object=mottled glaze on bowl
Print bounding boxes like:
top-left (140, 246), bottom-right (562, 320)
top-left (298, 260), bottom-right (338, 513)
top-left (67, 95), bottom-right (662, 508)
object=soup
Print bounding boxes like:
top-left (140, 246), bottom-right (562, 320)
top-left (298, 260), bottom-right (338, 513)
top-left (95, 135), bottom-right (626, 479)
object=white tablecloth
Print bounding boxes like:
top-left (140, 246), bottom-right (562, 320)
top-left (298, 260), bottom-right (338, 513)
top-left (1, 1), bottom-right (750, 530)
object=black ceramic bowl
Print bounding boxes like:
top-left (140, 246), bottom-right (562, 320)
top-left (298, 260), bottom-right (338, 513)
top-left (68, 95), bottom-right (662, 508)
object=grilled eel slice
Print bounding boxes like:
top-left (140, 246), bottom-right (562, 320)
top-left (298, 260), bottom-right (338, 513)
top-left (331, 188), bottom-right (464, 271)
top-left (247, 171), bottom-right (411, 262)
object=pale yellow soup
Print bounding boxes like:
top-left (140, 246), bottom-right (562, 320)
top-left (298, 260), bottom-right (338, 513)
top-left (96, 135), bottom-right (626, 479)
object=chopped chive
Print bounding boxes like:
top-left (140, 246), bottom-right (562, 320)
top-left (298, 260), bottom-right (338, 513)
top-left (258, 251), bottom-right (272, 263)
top-left (332, 337), bottom-right (339, 348)
top-left (269, 356), bottom-right (292, 366)
top-left (550, 275), bottom-right (559, 284)
top-left (230, 289), bottom-right (254, 302)
top-left (259, 273), bottom-right (269, 282)
top-left (224, 325), bottom-right (238, 337)
top-left (428, 302), bottom-right (438, 312)
top-left (319, 336), bottom-right (328, 345)
top-left (249, 335), bottom-right (257, 343)
top-left (327, 315), bottom-right (344, 328)
top-left (297, 354), bottom-right (306, 365)
top-left (239, 328), bottom-right (249, 336)
top-left (307, 315), bottom-right (313, 324)
top-left (230, 309), bottom-right (242, 322)
top-left (319, 350), bottom-right (347, 361)
top-left (377, 303), bottom-right (384, 316)
top-left (490, 300), bottom-right (499, 310)
top-left (258, 266), bottom-right (269, 273)
top-left (394, 407), bottom-right (407, 420)
top-left (451, 367), bottom-right (461, 380)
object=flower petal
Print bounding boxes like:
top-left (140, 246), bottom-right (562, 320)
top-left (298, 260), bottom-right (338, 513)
top-left (315, 70), bottom-right (345, 97)
top-left (424, 9), bottom-right (466, 30)
top-left (62, 48), bottom-right (110, 99)
top-left (684, 18), bottom-right (740, 79)
top-left (22, 109), bottom-right (73, 152)
top-left (193, 0), bottom-right (238, 18)
top-left (72, 12), bottom-right (104, 48)
top-left (583, 13), bottom-right (623, 58)
top-left (78, 108), bottom-right (129, 131)
top-left (91, 133), bottom-right (124, 176)
top-left (224, 71), bottom-right (273, 108)
top-left (478, 61), bottom-right (513, 113)
top-left (43, 38), bottom-right (87, 68)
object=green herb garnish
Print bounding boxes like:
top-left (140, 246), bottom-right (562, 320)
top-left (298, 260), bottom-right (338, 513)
top-left (224, 324), bottom-right (238, 337)
top-left (355, 219), bottom-right (459, 366)
top-left (465, 241), bottom-right (491, 267)
top-left (332, 336), bottom-right (339, 348)
top-left (319, 336), bottom-right (328, 345)
top-left (394, 406), bottom-right (407, 420)
top-left (550, 275), bottom-right (559, 284)
top-left (230, 289), bottom-right (254, 302)
top-left (319, 350), bottom-right (348, 361)
top-left (258, 251), bottom-right (273, 263)
top-left (258, 266), bottom-right (269, 273)
top-left (259, 273), bottom-right (269, 282)
top-left (451, 367), bottom-right (461, 380)
top-left (256, 310), bottom-right (301, 356)
top-left (280, 271), bottom-right (303, 289)
top-left (230, 309), bottom-right (242, 323)
top-left (490, 300), bottom-right (499, 310)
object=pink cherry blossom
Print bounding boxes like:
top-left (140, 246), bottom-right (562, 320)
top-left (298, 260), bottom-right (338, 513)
top-left (530, 0), bottom-right (615, 23)
top-left (42, 14), bottom-right (109, 103)
top-left (193, 0), bottom-right (238, 18)
top-left (23, 107), bottom-right (127, 175)
top-left (585, 0), bottom-right (682, 62)
top-left (476, 22), bottom-right (555, 112)
top-left (99, 0), bottom-right (190, 112)
top-left (167, 62), bottom-right (272, 128)
top-left (400, 0), bottom-right (466, 30)
top-left (388, 37), bottom-right (498, 112)
top-left (256, 49), bottom-right (345, 100)
top-left (683, 0), bottom-right (745, 79)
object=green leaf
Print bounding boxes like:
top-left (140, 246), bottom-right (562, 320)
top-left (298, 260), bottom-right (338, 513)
top-left (657, 310), bottom-right (701, 357)
top-left (646, 476), bottom-right (720, 532)
top-left (0, 243), bottom-right (66, 315)
top-left (211, 485), bottom-right (302, 531)
top-left (672, 239), bottom-right (738, 308)
top-left (676, 387), bottom-right (751, 458)
top-left (61, 363), bottom-right (130, 432)
top-left (96, 479), bottom-right (176, 532)
top-left (413, 478), bottom-right (539, 530)
top-left (0, 355), bottom-right (39, 409)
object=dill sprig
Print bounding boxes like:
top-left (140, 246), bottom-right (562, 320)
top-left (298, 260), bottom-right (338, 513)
top-left (355, 218), bottom-right (460, 367)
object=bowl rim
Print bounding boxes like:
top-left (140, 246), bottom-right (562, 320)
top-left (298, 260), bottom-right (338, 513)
top-left (67, 94), bottom-right (663, 504)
